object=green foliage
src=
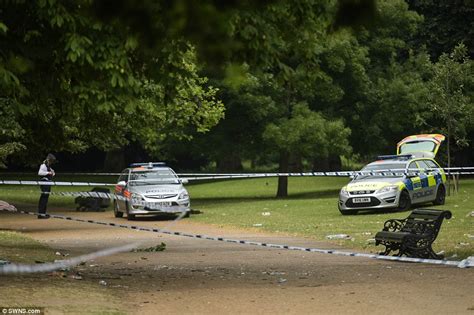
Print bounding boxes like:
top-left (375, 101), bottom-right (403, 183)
top-left (426, 43), bottom-right (473, 164)
top-left (0, 1), bottom-right (224, 165)
top-left (1, 0), bottom-right (472, 170)
top-left (407, 0), bottom-right (474, 60)
top-left (263, 103), bottom-right (351, 158)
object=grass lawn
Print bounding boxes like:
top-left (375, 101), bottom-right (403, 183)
top-left (1, 174), bottom-right (472, 259)
top-left (187, 177), bottom-right (474, 259)
top-left (0, 231), bottom-right (57, 264)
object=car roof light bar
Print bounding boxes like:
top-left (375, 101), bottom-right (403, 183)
top-left (376, 154), bottom-right (413, 160)
top-left (130, 162), bottom-right (166, 168)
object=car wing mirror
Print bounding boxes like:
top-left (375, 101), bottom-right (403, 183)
top-left (180, 178), bottom-right (189, 184)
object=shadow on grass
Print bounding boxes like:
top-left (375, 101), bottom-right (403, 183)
top-left (193, 189), bottom-right (340, 203)
top-left (346, 205), bottom-right (435, 216)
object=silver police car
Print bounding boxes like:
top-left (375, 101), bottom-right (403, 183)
top-left (113, 162), bottom-right (190, 220)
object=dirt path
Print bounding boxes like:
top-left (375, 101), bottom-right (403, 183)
top-left (1, 208), bottom-right (473, 314)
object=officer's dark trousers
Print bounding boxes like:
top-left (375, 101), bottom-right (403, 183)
top-left (38, 184), bottom-right (51, 216)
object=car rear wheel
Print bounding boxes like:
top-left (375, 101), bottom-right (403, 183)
top-left (433, 185), bottom-right (446, 205)
top-left (397, 190), bottom-right (411, 211)
top-left (113, 201), bottom-right (123, 218)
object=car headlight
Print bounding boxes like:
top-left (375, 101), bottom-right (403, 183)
top-left (377, 185), bottom-right (399, 193)
top-left (131, 193), bottom-right (144, 204)
top-left (178, 191), bottom-right (189, 200)
top-left (340, 187), bottom-right (349, 197)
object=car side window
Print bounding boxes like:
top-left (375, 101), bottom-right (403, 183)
top-left (408, 162), bottom-right (418, 170)
top-left (425, 160), bottom-right (439, 169)
top-left (416, 160), bottom-right (431, 175)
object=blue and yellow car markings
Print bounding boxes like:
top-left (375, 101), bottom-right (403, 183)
top-left (399, 158), bottom-right (446, 192)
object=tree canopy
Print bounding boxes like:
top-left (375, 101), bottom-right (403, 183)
top-left (1, 0), bottom-right (473, 192)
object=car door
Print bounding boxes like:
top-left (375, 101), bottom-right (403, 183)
top-left (416, 160), bottom-right (436, 202)
top-left (407, 161), bottom-right (423, 204)
top-left (397, 134), bottom-right (445, 158)
top-left (423, 159), bottom-right (445, 201)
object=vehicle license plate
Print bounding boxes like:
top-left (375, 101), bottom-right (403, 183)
top-left (145, 202), bottom-right (172, 209)
top-left (352, 197), bottom-right (371, 203)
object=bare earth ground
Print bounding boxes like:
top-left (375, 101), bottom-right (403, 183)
top-left (1, 207), bottom-right (473, 315)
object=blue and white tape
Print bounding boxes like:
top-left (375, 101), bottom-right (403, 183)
top-left (1, 208), bottom-right (472, 272)
top-left (2, 170), bottom-right (474, 187)
top-left (2, 166), bottom-right (474, 177)
top-left (0, 180), bottom-right (115, 186)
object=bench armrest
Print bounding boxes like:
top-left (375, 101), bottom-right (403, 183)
top-left (382, 219), bottom-right (406, 232)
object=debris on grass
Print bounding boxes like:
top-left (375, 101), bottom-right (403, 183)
top-left (277, 278), bottom-right (287, 284)
top-left (70, 273), bottom-right (83, 280)
top-left (132, 242), bottom-right (166, 252)
top-left (0, 201), bottom-right (16, 211)
top-left (326, 234), bottom-right (351, 240)
top-left (261, 212), bottom-right (271, 216)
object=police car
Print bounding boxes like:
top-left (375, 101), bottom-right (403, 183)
top-left (338, 134), bottom-right (447, 215)
top-left (113, 162), bottom-right (190, 220)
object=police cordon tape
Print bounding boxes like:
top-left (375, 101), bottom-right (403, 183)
top-left (0, 180), bottom-right (115, 186)
top-left (181, 171), bottom-right (474, 181)
top-left (1, 170), bottom-right (474, 187)
top-left (0, 206), bottom-right (189, 274)
top-left (0, 242), bottom-right (141, 274)
top-left (3, 166), bottom-right (474, 177)
top-left (0, 208), bottom-right (472, 273)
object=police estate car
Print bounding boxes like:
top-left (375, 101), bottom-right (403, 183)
top-left (113, 162), bottom-right (190, 220)
top-left (338, 134), bottom-right (447, 215)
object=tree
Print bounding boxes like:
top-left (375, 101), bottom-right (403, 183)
top-left (407, 0), bottom-right (474, 60)
top-left (228, 1), bottom-right (354, 197)
top-left (263, 103), bottom-right (351, 196)
top-left (0, 0), bottom-right (224, 166)
top-left (427, 43), bottom-right (473, 170)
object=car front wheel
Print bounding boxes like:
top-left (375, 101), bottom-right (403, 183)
top-left (397, 190), bottom-right (411, 211)
top-left (114, 200), bottom-right (124, 218)
top-left (126, 203), bottom-right (136, 220)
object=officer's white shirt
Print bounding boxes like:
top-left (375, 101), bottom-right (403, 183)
top-left (38, 164), bottom-right (55, 177)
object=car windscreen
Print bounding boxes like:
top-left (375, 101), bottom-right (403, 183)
top-left (356, 163), bottom-right (406, 179)
top-left (128, 169), bottom-right (180, 186)
top-left (399, 141), bottom-right (435, 154)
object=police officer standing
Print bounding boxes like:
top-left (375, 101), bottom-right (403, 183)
top-left (37, 153), bottom-right (56, 219)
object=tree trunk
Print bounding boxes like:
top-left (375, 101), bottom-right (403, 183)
top-left (277, 151), bottom-right (289, 198)
top-left (447, 123), bottom-right (451, 196)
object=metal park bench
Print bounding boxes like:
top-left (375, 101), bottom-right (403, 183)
top-left (375, 209), bottom-right (452, 259)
